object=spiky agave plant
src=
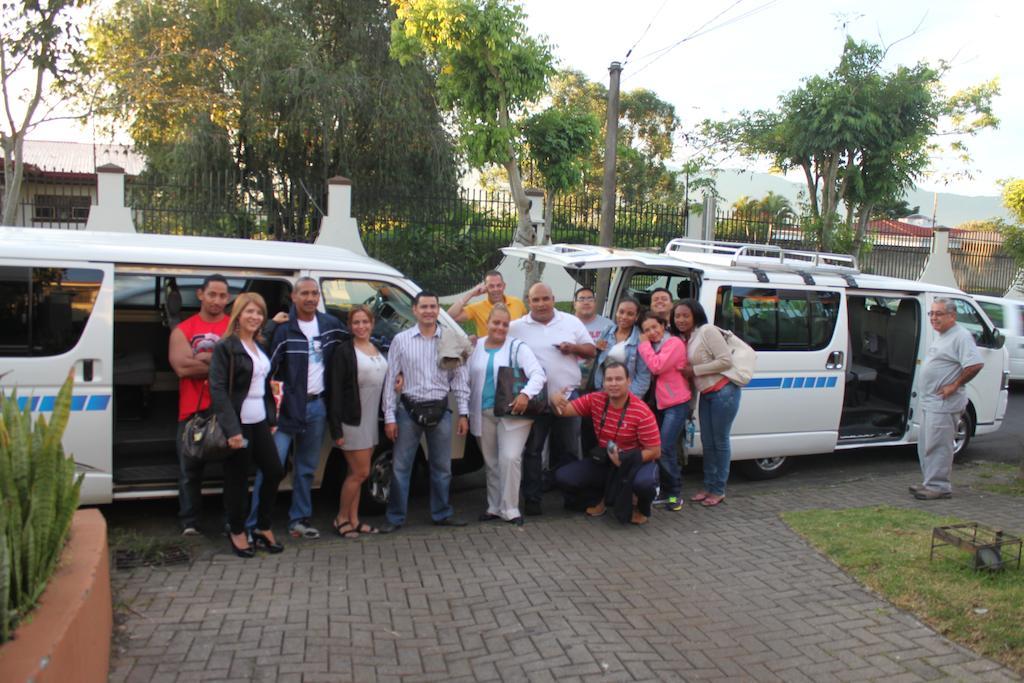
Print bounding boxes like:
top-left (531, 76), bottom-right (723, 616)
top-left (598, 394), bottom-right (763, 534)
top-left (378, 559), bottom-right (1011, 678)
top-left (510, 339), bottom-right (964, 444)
top-left (0, 373), bottom-right (82, 643)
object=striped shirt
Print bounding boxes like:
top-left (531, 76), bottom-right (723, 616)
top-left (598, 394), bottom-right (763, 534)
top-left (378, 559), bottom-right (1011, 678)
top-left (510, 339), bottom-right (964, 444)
top-left (570, 392), bottom-right (660, 451)
top-left (383, 324), bottom-right (470, 423)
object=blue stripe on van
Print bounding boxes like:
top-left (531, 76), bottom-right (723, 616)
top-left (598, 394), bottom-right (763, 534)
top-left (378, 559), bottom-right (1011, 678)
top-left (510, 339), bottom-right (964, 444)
top-left (12, 394), bottom-right (112, 412)
top-left (743, 376), bottom-right (839, 390)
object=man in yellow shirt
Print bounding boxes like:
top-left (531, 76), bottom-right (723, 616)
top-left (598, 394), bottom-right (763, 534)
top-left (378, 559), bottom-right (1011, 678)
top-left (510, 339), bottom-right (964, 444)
top-left (448, 270), bottom-right (527, 336)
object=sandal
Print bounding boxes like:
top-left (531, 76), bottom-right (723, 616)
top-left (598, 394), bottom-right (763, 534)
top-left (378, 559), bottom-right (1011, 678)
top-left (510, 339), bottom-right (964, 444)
top-left (354, 522), bottom-right (379, 535)
top-left (332, 518), bottom-right (359, 539)
top-left (585, 502), bottom-right (607, 517)
top-left (701, 494), bottom-right (725, 507)
top-left (690, 491), bottom-right (708, 502)
top-left (630, 508), bottom-right (649, 525)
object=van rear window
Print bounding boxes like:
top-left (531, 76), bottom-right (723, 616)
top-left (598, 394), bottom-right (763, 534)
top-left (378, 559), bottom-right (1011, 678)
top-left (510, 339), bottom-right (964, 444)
top-left (0, 266), bottom-right (104, 357)
top-left (715, 286), bottom-right (840, 351)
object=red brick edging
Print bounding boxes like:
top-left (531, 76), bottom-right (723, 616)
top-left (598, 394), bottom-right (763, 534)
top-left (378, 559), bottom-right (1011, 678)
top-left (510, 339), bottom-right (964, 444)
top-left (0, 509), bottom-right (111, 683)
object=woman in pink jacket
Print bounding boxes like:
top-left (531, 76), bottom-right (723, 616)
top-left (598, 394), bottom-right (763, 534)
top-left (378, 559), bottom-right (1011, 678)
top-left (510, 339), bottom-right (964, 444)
top-left (637, 311), bottom-right (691, 511)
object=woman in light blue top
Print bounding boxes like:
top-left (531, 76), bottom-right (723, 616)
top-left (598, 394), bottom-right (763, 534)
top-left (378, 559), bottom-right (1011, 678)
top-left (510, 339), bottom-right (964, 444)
top-left (467, 305), bottom-right (546, 526)
top-left (592, 298), bottom-right (651, 398)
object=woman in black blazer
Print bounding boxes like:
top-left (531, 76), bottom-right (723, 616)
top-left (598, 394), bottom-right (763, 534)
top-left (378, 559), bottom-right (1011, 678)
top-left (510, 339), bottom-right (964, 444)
top-left (209, 292), bottom-right (285, 558)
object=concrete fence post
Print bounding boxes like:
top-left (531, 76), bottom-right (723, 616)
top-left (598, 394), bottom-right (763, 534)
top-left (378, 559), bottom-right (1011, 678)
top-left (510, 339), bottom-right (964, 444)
top-left (918, 226), bottom-right (958, 289)
top-left (526, 187), bottom-right (545, 244)
top-left (315, 176), bottom-right (367, 256)
top-left (85, 164), bottom-right (135, 233)
top-left (701, 194), bottom-right (717, 241)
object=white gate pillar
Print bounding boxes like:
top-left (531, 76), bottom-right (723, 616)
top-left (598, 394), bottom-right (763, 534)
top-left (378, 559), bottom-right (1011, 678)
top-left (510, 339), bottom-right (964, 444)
top-left (85, 164), bottom-right (135, 233)
top-left (315, 176), bottom-right (366, 255)
top-left (918, 226), bottom-right (958, 289)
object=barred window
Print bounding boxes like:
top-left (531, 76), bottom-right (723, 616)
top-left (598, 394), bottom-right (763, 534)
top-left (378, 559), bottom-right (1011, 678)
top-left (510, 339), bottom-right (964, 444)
top-left (33, 194), bottom-right (91, 223)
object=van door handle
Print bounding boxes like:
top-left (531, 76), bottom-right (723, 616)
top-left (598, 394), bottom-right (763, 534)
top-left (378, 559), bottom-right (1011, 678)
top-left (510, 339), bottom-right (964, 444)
top-left (826, 351), bottom-right (844, 369)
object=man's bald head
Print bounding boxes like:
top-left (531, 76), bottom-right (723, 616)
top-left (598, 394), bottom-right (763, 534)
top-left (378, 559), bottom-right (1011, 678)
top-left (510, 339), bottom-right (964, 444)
top-left (527, 282), bottom-right (555, 323)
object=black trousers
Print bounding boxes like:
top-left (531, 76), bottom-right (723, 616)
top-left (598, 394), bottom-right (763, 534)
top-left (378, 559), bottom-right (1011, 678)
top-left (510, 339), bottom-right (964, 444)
top-left (223, 420), bottom-right (284, 534)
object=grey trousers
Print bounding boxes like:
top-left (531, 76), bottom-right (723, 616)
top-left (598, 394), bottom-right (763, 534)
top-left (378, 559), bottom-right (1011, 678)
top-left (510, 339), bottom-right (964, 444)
top-left (917, 409), bottom-right (958, 493)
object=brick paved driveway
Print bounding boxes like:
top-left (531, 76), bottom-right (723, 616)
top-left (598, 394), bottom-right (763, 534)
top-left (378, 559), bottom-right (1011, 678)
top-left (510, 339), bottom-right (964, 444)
top-left (108, 452), bottom-right (1023, 682)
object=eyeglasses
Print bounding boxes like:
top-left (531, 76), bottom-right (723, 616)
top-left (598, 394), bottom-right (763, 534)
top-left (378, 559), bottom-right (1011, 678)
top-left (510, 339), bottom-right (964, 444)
top-left (927, 311), bottom-right (951, 318)
top-left (575, 296), bottom-right (595, 302)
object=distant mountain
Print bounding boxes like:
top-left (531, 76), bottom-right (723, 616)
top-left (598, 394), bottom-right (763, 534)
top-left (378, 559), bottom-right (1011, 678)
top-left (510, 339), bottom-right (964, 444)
top-left (707, 169), bottom-right (1010, 227)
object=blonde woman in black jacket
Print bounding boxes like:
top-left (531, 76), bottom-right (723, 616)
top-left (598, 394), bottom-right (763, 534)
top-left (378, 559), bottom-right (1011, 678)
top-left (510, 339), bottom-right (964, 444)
top-left (209, 292), bottom-right (285, 558)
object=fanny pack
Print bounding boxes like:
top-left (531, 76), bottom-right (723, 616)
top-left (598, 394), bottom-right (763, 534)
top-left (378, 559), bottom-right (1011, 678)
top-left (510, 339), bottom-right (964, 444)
top-left (401, 395), bottom-right (448, 428)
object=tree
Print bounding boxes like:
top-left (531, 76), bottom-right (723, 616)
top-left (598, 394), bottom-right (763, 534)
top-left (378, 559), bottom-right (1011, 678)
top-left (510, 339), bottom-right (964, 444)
top-left (870, 197), bottom-right (919, 220)
top-left (998, 179), bottom-right (1024, 267)
top-left (390, 0), bottom-right (554, 267)
top-left (1, 0), bottom-right (89, 225)
top-left (521, 105), bottom-right (599, 282)
top-left (705, 37), bottom-right (999, 254)
top-left (86, 0), bottom-right (460, 239)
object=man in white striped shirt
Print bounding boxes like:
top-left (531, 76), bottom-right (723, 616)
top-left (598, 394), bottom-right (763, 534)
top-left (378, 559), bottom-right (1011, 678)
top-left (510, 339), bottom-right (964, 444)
top-left (380, 291), bottom-right (470, 532)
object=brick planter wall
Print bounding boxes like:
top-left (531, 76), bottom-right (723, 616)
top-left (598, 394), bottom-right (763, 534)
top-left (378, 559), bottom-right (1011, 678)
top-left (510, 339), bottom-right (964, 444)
top-left (0, 509), bottom-right (111, 683)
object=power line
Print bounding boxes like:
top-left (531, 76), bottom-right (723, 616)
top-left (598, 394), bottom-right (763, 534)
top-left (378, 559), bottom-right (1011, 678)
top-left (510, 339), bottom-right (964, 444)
top-left (622, 0), bottom-right (670, 66)
top-left (623, 0), bottom-right (781, 82)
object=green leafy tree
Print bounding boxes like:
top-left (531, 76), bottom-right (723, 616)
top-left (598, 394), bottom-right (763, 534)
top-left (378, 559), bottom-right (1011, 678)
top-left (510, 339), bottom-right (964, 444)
top-left (521, 106), bottom-right (599, 282)
top-left (705, 37), bottom-right (999, 254)
top-left (999, 179), bottom-right (1024, 268)
top-left (2, 0), bottom-right (90, 225)
top-left (86, 0), bottom-right (460, 239)
top-left (870, 197), bottom-right (919, 220)
top-left (390, 0), bottom-right (554, 260)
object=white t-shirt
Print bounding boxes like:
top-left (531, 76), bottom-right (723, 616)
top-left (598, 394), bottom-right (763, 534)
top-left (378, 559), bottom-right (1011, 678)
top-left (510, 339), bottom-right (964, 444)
top-left (509, 311), bottom-right (594, 396)
top-left (297, 317), bottom-right (325, 395)
top-left (240, 342), bottom-right (271, 425)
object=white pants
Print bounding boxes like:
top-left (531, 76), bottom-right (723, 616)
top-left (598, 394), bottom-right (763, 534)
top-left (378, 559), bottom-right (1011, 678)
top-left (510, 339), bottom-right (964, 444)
top-left (476, 411), bottom-right (532, 520)
top-left (918, 409), bottom-right (958, 493)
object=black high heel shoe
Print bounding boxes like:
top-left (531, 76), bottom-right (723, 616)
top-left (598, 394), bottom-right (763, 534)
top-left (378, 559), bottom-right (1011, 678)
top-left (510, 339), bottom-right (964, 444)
top-left (251, 530), bottom-right (284, 554)
top-left (228, 535), bottom-right (255, 559)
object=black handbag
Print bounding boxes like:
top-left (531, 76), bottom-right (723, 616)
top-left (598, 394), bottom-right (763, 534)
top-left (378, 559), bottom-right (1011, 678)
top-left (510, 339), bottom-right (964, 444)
top-left (493, 340), bottom-right (548, 418)
top-left (401, 395), bottom-right (448, 428)
top-left (180, 351), bottom-right (234, 462)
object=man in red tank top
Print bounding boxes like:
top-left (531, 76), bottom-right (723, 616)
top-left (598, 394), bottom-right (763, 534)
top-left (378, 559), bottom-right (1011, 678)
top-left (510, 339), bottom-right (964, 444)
top-left (169, 275), bottom-right (231, 535)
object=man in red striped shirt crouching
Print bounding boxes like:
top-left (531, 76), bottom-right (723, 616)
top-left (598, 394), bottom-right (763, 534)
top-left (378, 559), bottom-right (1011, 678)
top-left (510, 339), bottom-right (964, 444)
top-left (551, 361), bottom-right (662, 524)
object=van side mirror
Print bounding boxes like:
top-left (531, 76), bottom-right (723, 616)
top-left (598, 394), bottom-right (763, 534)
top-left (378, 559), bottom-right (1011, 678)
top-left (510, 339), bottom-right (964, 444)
top-left (991, 329), bottom-right (1005, 349)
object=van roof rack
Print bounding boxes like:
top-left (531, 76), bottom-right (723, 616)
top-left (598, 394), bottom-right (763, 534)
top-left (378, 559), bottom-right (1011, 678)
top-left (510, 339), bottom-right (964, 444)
top-left (664, 237), bottom-right (860, 275)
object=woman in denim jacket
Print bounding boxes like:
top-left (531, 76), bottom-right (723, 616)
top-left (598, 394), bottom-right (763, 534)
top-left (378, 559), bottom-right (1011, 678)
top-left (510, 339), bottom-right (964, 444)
top-left (592, 298), bottom-right (651, 398)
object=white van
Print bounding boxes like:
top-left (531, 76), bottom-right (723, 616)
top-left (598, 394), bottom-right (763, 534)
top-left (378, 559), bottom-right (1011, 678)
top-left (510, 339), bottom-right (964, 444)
top-left (972, 294), bottom-right (1024, 381)
top-left (0, 226), bottom-right (476, 505)
top-left (504, 239), bottom-right (1010, 478)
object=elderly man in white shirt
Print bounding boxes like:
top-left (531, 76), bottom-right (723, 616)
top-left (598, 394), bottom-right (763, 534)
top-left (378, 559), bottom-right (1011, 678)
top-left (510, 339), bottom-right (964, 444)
top-left (509, 283), bottom-right (596, 516)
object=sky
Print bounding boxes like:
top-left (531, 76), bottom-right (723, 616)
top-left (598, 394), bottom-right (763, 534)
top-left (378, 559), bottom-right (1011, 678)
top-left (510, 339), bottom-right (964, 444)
top-left (16, 0), bottom-right (1023, 199)
top-left (520, 0), bottom-right (1024, 198)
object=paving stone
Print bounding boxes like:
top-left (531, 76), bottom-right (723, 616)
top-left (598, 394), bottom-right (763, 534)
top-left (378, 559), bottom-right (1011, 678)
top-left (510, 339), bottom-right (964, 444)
top-left (108, 455), bottom-right (1023, 681)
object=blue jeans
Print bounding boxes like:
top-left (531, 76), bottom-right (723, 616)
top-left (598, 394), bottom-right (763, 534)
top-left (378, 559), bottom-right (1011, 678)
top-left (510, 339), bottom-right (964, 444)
top-left (657, 403), bottom-right (689, 498)
top-left (247, 397), bottom-right (327, 530)
top-left (698, 381), bottom-right (740, 496)
top-left (386, 404), bottom-right (454, 526)
top-left (176, 420), bottom-right (204, 529)
top-left (555, 457), bottom-right (659, 517)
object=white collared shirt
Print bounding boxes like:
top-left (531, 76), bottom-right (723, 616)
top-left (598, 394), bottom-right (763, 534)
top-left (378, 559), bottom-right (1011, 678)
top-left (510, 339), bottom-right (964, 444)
top-left (382, 324), bottom-right (470, 422)
top-left (509, 311), bottom-right (594, 395)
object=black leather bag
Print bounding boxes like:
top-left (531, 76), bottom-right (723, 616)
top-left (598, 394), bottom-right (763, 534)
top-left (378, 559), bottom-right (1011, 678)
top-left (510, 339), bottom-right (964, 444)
top-left (493, 340), bottom-right (548, 418)
top-left (402, 395), bottom-right (448, 428)
top-left (180, 352), bottom-right (234, 462)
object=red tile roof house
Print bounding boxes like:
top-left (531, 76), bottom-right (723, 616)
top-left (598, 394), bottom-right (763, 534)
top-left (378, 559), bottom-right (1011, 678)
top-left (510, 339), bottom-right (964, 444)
top-left (0, 140), bottom-right (146, 229)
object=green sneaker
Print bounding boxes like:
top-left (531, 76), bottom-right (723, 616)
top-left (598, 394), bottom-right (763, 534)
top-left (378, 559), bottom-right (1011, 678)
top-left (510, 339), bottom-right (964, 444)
top-left (665, 496), bottom-right (683, 512)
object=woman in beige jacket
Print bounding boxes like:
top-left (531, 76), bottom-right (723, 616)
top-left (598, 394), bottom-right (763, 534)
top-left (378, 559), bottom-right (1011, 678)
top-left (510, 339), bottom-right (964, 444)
top-left (671, 299), bottom-right (740, 507)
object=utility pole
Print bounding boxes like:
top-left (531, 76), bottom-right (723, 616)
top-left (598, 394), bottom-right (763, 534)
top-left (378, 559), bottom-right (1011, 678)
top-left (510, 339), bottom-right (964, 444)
top-left (595, 61), bottom-right (622, 312)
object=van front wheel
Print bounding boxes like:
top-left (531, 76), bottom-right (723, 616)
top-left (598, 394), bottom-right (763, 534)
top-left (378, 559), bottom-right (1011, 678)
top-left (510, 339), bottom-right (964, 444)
top-left (736, 456), bottom-right (794, 480)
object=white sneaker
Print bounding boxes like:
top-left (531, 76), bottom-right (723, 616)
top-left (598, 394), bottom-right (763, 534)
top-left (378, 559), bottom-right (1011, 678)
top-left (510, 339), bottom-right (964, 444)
top-left (289, 520), bottom-right (320, 539)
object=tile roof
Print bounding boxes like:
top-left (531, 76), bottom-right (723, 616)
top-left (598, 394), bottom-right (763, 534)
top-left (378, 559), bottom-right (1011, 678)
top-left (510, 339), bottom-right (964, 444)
top-left (6, 139), bottom-right (146, 176)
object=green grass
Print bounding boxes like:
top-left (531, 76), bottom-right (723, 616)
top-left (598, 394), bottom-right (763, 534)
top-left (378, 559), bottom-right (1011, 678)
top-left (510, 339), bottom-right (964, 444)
top-left (782, 506), bottom-right (1024, 673)
top-left (970, 462), bottom-right (1024, 497)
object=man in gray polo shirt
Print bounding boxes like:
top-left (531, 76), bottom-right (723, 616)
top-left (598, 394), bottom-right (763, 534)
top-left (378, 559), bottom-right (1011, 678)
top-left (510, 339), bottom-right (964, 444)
top-left (911, 298), bottom-right (984, 500)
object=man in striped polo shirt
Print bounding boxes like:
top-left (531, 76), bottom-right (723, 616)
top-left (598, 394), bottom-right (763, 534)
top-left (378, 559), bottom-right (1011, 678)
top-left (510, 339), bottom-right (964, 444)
top-left (551, 362), bottom-right (662, 525)
top-left (379, 291), bottom-right (471, 533)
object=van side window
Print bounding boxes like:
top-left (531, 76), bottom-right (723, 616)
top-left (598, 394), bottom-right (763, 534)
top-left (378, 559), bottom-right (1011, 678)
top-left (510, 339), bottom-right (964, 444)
top-left (951, 299), bottom-right (997, 348)
top-left (977, 301), bottom-right (1004, 328)
top-left (0, 266), bottom-right (103, 357)
top-left (716, 286), bottom-right (840, 351)
top-left (319, 279), bottom-right (416, 349)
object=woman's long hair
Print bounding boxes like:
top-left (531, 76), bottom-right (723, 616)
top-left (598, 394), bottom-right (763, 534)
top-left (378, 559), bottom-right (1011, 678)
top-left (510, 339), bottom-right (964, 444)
top-left (670, 298), bottom-right (709, 337)
top-left (225, 292), bottom-right (268, 343)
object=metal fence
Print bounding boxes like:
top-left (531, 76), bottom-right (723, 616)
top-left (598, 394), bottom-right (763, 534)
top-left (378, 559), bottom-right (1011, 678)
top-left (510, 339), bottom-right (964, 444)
top-left (951, 231), bottom-right (1020, 296)
top-left (126, 172), bottom-right (325, 241)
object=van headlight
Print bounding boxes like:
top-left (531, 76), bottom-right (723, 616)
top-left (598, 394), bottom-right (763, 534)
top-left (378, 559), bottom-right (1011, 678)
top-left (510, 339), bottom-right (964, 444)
top-left (1002, 371), bottom-right (1010, 390)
